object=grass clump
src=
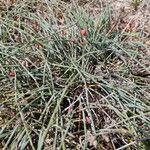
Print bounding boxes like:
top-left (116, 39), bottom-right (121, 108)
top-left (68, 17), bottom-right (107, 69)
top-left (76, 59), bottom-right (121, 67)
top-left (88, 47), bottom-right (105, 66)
top-left (0, 0), bottom-right (150, 149)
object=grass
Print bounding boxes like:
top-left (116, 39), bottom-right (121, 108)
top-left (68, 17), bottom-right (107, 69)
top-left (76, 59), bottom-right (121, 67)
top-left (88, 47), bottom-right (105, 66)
top-left (0, 0), bottom-right (150, 149)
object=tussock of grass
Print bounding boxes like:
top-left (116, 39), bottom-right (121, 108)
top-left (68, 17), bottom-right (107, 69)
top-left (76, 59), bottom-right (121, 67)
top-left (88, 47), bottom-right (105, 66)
top-left (0, 0), bottom-right (150, 149)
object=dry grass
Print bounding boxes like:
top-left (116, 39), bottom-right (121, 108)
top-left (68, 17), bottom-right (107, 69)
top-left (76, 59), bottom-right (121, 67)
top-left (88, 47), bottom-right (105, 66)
top-left (0, 0), bottom-right (150, 149)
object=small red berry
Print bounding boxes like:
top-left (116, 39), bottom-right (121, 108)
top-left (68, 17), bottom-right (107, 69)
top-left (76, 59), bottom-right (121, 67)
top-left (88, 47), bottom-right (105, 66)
top-left (85, 116), bottom-right (91, 124)
top-left (80, 29), bottom-right (88, 36)
top-left (8, 71), bottom-right (16, 77)
top-left (20, 60), bottom-right (28, 68)
top-left (13, 15), bottom-right (19, 21)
